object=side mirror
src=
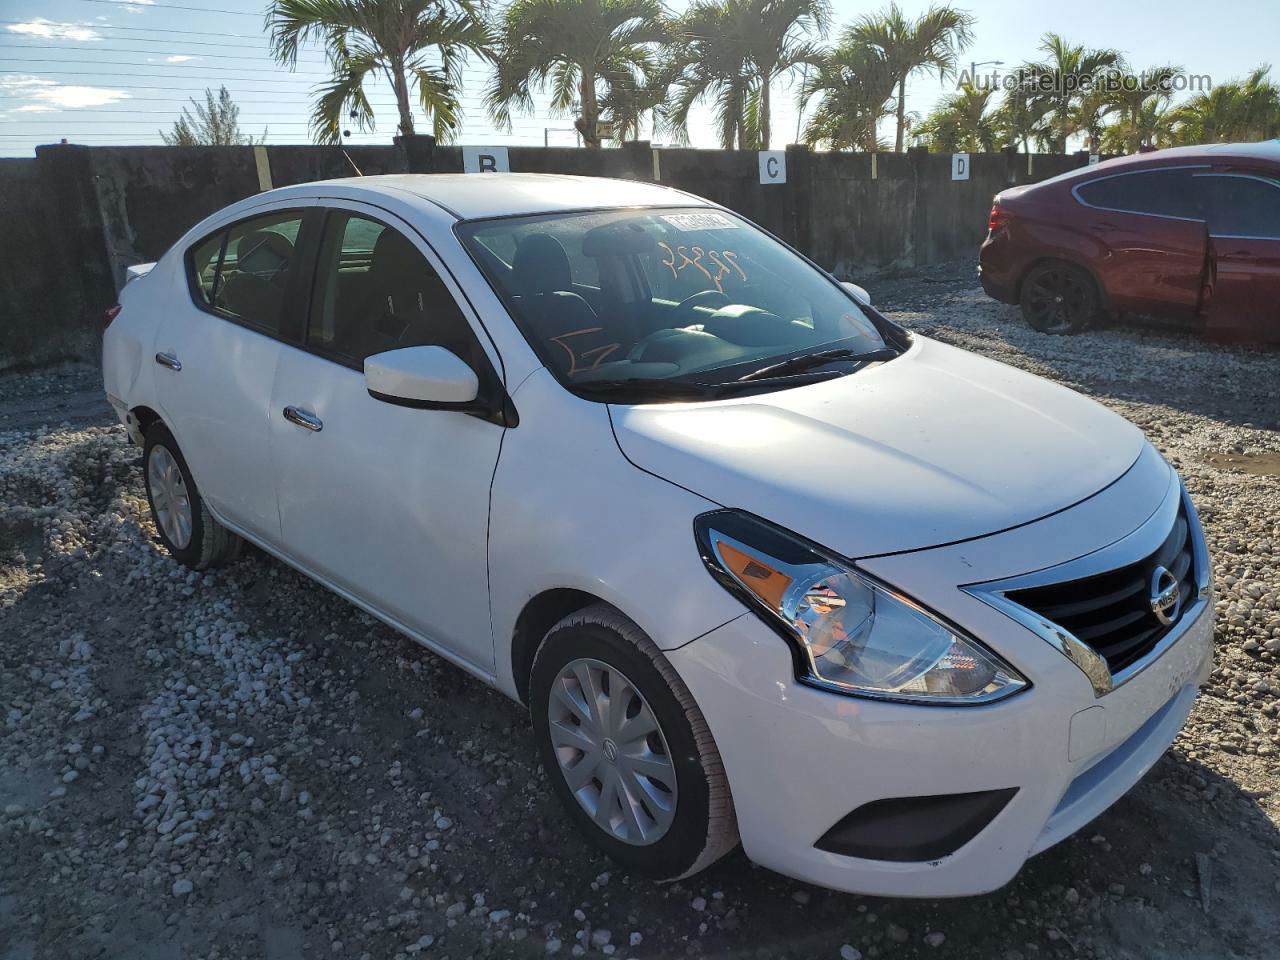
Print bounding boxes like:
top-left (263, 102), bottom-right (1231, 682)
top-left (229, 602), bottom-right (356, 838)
top-left (365, 345), bottom-right (479, 408)
top-left (841, 281), bottom-right (872, 307)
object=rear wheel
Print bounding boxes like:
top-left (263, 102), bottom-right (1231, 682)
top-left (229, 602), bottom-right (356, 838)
top-left (530, 604), bottom-right (738, 880)
top-left (142, 423), bottom-right (242, 570)
top-left (1019, 261), bottom-right (1099, 334)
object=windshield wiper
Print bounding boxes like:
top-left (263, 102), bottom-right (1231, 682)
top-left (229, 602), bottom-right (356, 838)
top-left (736, 346), bottom-right (899, 382)
top-left (572, 378), bottom-right (728, 402)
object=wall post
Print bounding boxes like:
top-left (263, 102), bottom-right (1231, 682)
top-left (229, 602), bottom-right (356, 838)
top-left (785, 144), bottom-right (812, 257)
top-left (395, 134), bottom-right (438, 173)
top-left (620, 140), bottom-right (653, 182)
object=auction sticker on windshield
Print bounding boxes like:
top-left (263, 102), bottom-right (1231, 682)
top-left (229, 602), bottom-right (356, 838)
top-left (661, 212), bottom-right (738, 231)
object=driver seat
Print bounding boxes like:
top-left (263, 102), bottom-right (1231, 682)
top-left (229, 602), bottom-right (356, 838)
top-left (511, 234), bottom-right (623, 374)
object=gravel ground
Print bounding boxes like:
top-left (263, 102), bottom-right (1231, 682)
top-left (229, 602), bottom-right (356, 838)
top-left (2, 284), bottom-right (1279, 960)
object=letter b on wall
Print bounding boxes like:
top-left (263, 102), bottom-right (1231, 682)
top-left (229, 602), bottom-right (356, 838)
top-left (464, 146), bottom-right (510, 173)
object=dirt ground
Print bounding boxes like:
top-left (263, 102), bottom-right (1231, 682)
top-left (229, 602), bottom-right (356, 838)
top-left (2, 279), bottom-right (1279, 960)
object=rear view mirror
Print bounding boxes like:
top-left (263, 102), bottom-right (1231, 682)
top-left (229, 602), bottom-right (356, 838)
top-left (365, 345), bottom-right (479, 408)
top-left (841, 281), bottom-right (872, 306)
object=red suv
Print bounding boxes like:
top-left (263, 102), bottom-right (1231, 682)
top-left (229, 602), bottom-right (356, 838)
top-left (980, 142), bottom-right (1280, 342)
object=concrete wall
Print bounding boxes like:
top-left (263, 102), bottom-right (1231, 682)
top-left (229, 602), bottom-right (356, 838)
top-left (0, 138), bottom-right (1103, 369)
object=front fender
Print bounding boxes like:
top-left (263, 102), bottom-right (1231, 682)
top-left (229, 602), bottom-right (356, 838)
top-left (487, 369), bottom-right (745, 700)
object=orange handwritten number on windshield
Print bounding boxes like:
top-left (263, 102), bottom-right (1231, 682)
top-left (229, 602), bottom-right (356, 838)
top-left (658, 241), bottom-right (678, 279)
top-left (657, 241), bottom-right (749, 293)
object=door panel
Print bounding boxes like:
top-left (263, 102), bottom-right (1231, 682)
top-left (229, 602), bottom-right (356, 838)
top-left (1197, 172), bottom-right (1280, 342)
top-left (268, 205), bottom-right (505, 670)
top-left (153, 207), bottom-right (314, 541)
top-left (269, 349), bottom-right (501, 668)
top-left (1090, 212), bottom-right (1208, 319)
top-left (1204, 238), bottom-right (1280, 342)
top-left (1075, 168), bottom-right (1209, 320)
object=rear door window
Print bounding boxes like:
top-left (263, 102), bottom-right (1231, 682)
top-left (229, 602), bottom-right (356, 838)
top-left (189, 233), bottom-right (224, 305)
top-left (185, 210), bottom-right (307, 335)
top-left (1195, 174), bottom-right (1280, 238)
top-left (1075, 169), bottom-right (1205, 220)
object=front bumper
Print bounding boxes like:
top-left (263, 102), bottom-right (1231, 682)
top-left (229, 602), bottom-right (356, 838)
top-left (667, 449), bottom-right (1214, 897)
top-left (669, 602), bottom-right (1210, 897)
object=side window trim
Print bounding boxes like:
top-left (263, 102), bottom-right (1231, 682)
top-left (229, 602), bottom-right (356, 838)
top-left (1070, 164), bottom-right (1211, 222)
top-left (181, 204), bottom-right (318, 343)
top-left (1193, 171), bottom-right (1280, 240)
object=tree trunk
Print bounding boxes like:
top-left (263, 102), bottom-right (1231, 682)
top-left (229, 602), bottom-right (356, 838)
top-left (579, 68), bottom-right (600, 148)
top-left (895, 76), bottom-right (906, 152)
top-left (392, 61), bottom-right (415, 137)
top-left (760, 78), bottom-right (771, 149)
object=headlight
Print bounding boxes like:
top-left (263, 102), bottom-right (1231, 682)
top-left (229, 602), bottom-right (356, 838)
top-left (694, 511), bottom-right (1028, 705)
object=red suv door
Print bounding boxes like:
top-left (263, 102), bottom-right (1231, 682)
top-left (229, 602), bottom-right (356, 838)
top-left (1194, 170), bottom-right (1280, 343)
top-left (1073, 167), bottom-right (1210, 321)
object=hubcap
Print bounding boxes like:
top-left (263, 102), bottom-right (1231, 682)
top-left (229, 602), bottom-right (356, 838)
top-left (1027, 269), bottom-right (1088, 333)
top-left (147, 444), bottom-right (193, 549)
top-left (547, 658), bottom-right (677, 846)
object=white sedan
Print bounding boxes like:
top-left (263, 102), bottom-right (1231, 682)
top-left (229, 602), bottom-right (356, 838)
top-left (103, 173), bottom-right (1214, 896)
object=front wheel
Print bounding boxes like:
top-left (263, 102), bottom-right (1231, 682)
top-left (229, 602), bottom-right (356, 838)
top-left (529, 604), bottom-right (738, 880)
top-left (1019, 261), bottom-right (1099, 334)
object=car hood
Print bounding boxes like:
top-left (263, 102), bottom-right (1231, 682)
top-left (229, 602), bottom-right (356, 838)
top-left (609, 335), bottom-right (1145, 558)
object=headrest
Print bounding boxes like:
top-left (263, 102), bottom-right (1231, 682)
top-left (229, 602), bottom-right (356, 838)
top-left (582, 220), bottom-right (658, 257)
top-left (369, 227), bottom-right (423, 280)
top-left (235, 230), bottom-right (293, 275)
top-left (512, 233), bottom-right (572, 296)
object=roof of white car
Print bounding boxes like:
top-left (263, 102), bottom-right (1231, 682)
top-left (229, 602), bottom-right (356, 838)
top-left (308, 173), bottom-right (709, 220)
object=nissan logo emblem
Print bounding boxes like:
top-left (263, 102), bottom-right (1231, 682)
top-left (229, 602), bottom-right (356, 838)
top-left (1149, 565), bottom-right (1182, 626)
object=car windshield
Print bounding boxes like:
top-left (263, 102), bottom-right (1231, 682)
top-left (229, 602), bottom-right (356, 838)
top-left (456, 207), bottom-right (890, 401)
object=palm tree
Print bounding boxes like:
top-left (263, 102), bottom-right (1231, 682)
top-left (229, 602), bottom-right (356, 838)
top-left (915, 82), bottom-right (995, 151)
top-left (487, 0), bottom-right (670, 148)
top-left (799, 38), bottom-right (896, 150)
top-left (992, 83), bottom-right (1047, 153)
top-left (847, 2), bottom-right (975, 153)
top-left (664, 0), bottom-right (758, 149)
top-left (665, 0), bottom-right (828, 150)
top-left (743, 0), bottom-right (830, 148)
top-left (1099, 64), bottom-right (1180, 153)
top-left (268, 0), bottom-right (491, 144)
top-left (1168, 66), bottom-right (1280, 144)
top-left (1017, 33), bottom-right (1121, 152)
top-left (599, 70), bottom-right (670, 141)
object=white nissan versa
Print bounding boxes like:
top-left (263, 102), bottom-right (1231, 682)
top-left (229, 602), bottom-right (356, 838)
top-left (103, 174), bottom-right (1214, 897)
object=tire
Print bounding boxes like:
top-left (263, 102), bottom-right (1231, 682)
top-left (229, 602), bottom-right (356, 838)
top-left (530, 604), bottom-right (738, 880)
top-left (1019, 260), bottom-right (1100, 334)
top-left (142, 422), bottom-right (242, 570)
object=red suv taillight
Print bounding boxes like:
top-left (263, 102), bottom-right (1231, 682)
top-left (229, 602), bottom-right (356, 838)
top-left (988, 203), bottom-right (1011, 233)
top-left (104, 304), bottom-right (122, 327)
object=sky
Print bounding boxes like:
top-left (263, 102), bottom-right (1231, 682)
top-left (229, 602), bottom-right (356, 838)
top-left (0, 0), bottom-right (1277, 158)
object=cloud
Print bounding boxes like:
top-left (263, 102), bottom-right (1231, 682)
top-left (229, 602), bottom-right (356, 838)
top-left (124, 0), bottom-right (156, 11)
top-left (6, 18), bottom-right (101, 42)
top-left (166, 55), bottom-right (195, 63)
top-left (0, 75), bottom-right (130, 110)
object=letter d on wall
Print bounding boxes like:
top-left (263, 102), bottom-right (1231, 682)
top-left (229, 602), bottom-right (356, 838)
top-left (951, 153), bottom-right (970, 181)
top-left (758, 150), bottom-right (786, 185)
top-left (463, 146), bottom-right (510, 173)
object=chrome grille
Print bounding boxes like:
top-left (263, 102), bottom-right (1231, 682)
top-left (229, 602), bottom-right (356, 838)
top-left (1006, 505), bottom-right (1196, 674)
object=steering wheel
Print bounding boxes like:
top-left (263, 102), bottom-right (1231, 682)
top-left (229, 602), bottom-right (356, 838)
top-left (673, 289), bottom-right (730, 325)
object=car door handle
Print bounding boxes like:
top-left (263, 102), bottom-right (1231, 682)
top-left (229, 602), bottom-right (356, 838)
top-left (154, 352), bottom-right (182, 372)
top-left (282, 405), bottom-right (323, 432)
